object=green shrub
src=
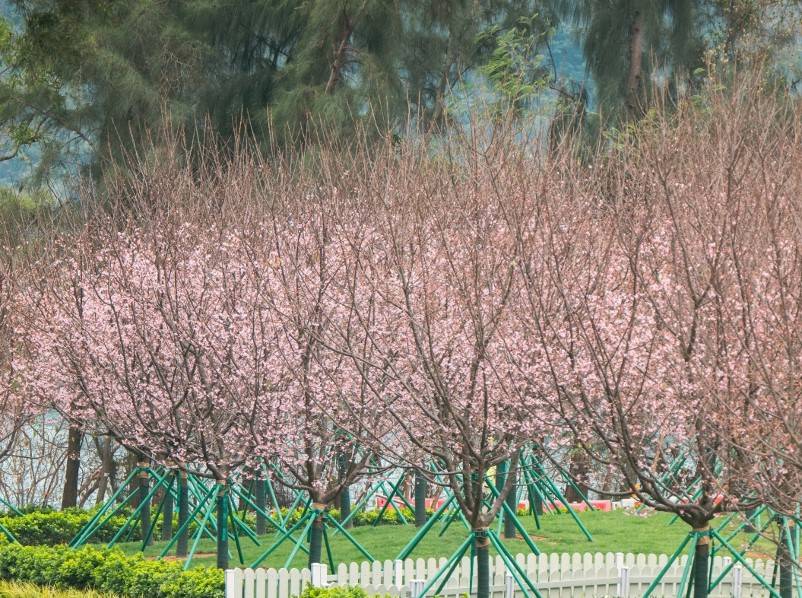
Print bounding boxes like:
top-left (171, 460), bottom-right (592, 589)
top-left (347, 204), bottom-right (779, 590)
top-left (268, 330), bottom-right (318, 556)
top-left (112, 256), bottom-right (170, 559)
top-left (0, 543), bottom-right (224, 598)
top-left (299, 586), bottom-right (368, 598)
top-left (0, 580), bottom-right (115, 597)
top-left (0, 510), bottom-right (138, 546)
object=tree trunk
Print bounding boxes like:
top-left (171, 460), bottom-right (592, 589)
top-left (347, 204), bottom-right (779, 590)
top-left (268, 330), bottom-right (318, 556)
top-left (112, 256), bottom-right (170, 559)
top-left (138, 464), bottom-right (151, 546)
top-left (564, 449), bottom-right (590, 503)
top-left (625, 10), bottom-right (645, 117)
top-left (692, 526), bottom-right (710, 598)
top-left (475, 529), bottom-right (491, 598)
top-left (254, 479), bottom-right (267, 535)
top-left (339, 486), bottom-right (351, 528)
top-left (216, 482), bottom-right (229, 570)
top-left (176, 471), bottom-right (189, 557)
top-left (127, 452), bottom-right (140, 507)
top-left (95, 438), bottom-right (116, 507)
top-left (61, 425), bottom-right (83, 509)
top-left (308, 504), bottom-right (325, 567)
top-left (778, 519), bottom-right (793, 598)
top-left (414, 472), bottom-right (427, 527)
top-left (504, 466), bottom-right (517, 539)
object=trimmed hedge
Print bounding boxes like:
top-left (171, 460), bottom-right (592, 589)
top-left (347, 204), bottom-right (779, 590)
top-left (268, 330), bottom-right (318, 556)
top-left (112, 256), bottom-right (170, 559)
top-left (0, 509), bottom-right (142, 546)
top-left (0, 543), bottom-right (223, 598)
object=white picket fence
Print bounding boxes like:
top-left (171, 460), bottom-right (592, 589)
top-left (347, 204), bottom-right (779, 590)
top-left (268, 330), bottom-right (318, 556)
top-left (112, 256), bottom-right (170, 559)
top-left (225, 552), bottom-right (775, 598)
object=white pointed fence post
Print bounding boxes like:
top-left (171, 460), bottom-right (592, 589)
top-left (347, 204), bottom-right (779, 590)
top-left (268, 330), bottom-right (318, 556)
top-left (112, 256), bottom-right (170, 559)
top-left (311, 563), bottom-right (328, 587)
top-left (409, 579), bottom-right (425, 598)
top-left (732, 565), bottom-right (742, 598)
top-left (616, 566), bottom-right (630, 598)
top-left (225, 568), bottom-right (244, 598)
top-left (394, 559), bottom-right (404, 588)
top-left (504, 570), bottom-right (515, 598)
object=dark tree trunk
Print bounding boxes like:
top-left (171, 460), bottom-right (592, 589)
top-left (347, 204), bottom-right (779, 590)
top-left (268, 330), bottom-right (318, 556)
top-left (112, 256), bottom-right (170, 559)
top-left (564, 450), bottom-right (590, 503)
top-left (95, 437), bottom-right (116, 507)
top-left (216, 483), bottom-right (229, 570)
top-left (139, 465), bottom-right (151, 546)
top-left (254, 479), bottom-right (267, 535)
top-left (692, 527), bottom-right (710, 598)
top-left (414, 471), bottom-right (427, 527)
top-left (176, 471), bottom-right (189, 557)
top-left (625, 10), bottom-right (645, 117)
top-left (308, 508), bottom-right (325, 567)
top-left (778, 519), bottom-right (793, 598)
top-left (475, 530), bottom-right (490, 598)
top-left (339, 486), bottom-right (351, 528)
top-left (504, 465), bottom-right (517, 539)
top-left (61, 425), bottom-right (83, 509)
top-left (127, 452), bottom-right (140, 507)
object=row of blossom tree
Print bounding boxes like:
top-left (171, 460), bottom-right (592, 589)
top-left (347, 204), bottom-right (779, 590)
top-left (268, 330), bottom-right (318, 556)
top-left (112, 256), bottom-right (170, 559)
top-left (4, 82), bottom-right (802, 597)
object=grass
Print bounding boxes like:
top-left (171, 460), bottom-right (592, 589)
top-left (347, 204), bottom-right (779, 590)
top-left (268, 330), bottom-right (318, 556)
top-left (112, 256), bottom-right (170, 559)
top-left (114, 509), bottom-right (781, 570)
top-left (0, 581), bottom-right (115, 597)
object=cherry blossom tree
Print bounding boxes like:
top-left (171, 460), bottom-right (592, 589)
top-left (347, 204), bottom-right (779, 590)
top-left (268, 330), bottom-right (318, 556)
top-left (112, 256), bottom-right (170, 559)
top-left (516, 89), bottom-right (793, 598)
top-left (242, 189), bottom-right (398, 567)
top-left (328, 139), bottom-right (556, 598)
top-left (15, 208), bottom-right (288, 567)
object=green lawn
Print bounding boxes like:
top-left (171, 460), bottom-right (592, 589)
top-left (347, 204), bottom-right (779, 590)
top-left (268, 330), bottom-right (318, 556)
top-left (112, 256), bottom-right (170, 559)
top-left (115, 509), bottom-right (781, 570)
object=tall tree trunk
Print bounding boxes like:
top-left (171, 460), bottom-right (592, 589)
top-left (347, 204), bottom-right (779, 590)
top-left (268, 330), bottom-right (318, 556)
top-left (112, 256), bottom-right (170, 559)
top-left (216, 482), bottom-right (229, 570)
top-left (61, 425), bottom-right (83, 509)
top-left (475, 529), bottom-right (491, 598)
top-left (176, 471), bottom-right (189, 557)
top-left (692, 525), bottom-right (710, 598)
top-left (625, 10), bottom-right (645, 117)
top-left (138, 463), bottom-right (151, 546)
top-left (414, 471), bottom-right (427, 527)
top-left (324, 18), bottom-right (353, 95)
top-left (778, 518), bottom-right (793, 598)
top-left (95, 437), bottom-right (116, 507)
top-left (308, 503), bottom-right (326, 567)
top-left (339, 486), bottom-right (351, 528)
top-left (127, 451), bottom-right (140, 507)
top-left (564, 449), bottom-right (590, 503)
top-left (504, 465), bottom-right (517, 539)
top-left (254, 479), bottom-right (267, 535)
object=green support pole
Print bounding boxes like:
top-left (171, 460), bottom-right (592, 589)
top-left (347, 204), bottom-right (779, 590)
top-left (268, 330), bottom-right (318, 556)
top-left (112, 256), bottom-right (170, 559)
top-left (184, 485), bottom-right (218, 570)
top-left (708, 510), bottom-right (774, 592)
top-left (709, 528), bottom-right (780, 598)
top-left (414, 533), bottom-right (473, 598)
top-left (249, 508), bottom-right (313, 568)
top-left (161, 474), bottom-right (174, 541)
top-left (397, 494), bottom-right (456, 560)
top-left (643, 532), bottom-right (695, 597)
top-left (159, 483), bottom-right (216, 560)
top-left (226, 498), bottom-right (245, 565)
top-left (324, 511), bottom-right (375, 562)
top-left (70, 467), bottom-right (141, 548)
top-left (322, 525), bottom-right (335, 570)
top-left (285, 513), bottom-right (316, 569)
top-left (484, 476), bottom-right (541, 555)
top-left (229, 483), bottom-right (285, 535)
top-left (489, 531), bottom-right (544, 598)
